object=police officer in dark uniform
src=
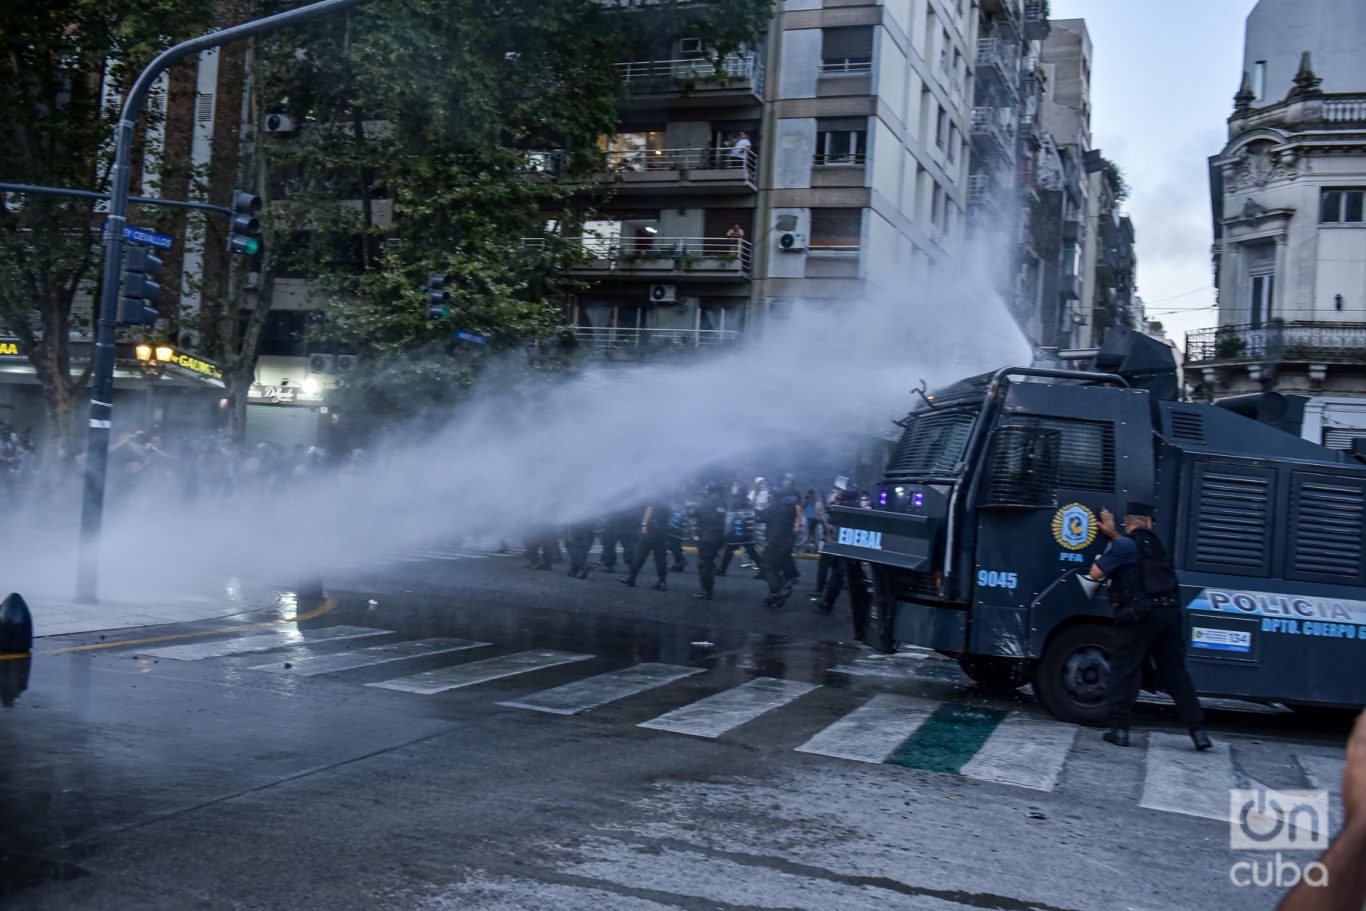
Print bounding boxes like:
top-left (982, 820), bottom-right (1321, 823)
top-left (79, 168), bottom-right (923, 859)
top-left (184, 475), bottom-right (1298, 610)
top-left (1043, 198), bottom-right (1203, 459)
top-left (718, 480), bottom-right (761, 575)
top-left (1089, 502), bottom-right (1212, 751)
top-left (620, 493), bottom-right (671, 590)
top-left (761, 473), bottom-right (803, 608)
top-left (690, 481), bottom-right (728, 600)
top-left (816, 484), bottom-right (862, 612)
top-left (563, 521), bottom-right (596, 579)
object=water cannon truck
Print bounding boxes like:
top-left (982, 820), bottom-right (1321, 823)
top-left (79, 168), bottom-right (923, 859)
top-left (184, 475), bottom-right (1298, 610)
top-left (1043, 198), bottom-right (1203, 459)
top-left (825, 328), bottom-right (1366, 723)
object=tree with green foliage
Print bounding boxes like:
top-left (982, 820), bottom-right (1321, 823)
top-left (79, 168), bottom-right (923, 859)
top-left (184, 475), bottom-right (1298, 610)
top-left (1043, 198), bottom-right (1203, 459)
top-left (0, 0), bottom-right (211, 460)
top-left (228, 0), bottom-right (773, 434)
top-left (1101, 156), bottom-right (1130, 204)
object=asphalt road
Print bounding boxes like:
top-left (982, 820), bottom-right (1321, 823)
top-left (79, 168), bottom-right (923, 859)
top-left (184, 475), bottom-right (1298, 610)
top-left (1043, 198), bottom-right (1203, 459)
top-left (0, 544), bottom-right (1354, 910)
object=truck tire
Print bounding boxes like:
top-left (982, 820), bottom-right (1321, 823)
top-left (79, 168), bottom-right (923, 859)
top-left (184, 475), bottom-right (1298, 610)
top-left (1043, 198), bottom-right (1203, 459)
top-left (1034, 624), bottom-right (1114, 725)
top-left (958, 656), bottom-right (1026, 693)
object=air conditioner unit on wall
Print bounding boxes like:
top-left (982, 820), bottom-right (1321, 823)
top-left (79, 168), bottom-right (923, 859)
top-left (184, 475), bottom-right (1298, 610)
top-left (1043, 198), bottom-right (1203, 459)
top-left (308, 354), bottom-right (336, 374)
top-left (679, 37), bottom-right (704, 55)
top-left (265, 113), bottom-right (297, 134)
top-left (777, 231), bottom-right (807, 252)
top-left (336, 355), bottom-right (357, 372)
top-left (649, 283), bottom-right (677, 303)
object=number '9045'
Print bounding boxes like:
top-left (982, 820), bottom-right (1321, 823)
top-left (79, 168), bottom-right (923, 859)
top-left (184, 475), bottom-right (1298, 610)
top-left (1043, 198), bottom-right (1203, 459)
top-left (977, 570), bottom-right (1018, 590)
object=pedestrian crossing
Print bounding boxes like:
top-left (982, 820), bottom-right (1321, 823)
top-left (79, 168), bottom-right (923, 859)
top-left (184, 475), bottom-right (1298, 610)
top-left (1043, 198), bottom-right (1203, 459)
top-left (101, 624), bottom-right (1349, 827)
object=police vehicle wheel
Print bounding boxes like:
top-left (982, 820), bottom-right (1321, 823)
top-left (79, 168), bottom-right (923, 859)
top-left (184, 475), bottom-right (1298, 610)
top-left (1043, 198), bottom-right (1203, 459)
top-left (958, 656), bottom-right (1024, 693)
top-left (1034, 624), bottom-right (1114, 725)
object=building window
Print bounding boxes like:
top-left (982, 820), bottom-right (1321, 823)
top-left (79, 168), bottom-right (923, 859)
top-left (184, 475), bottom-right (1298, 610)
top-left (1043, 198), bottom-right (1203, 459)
top-left (820, 26), bottom-right (873, 75)
top-left (809, 208), bottom-right (862, 252)
top-left (815, 128), bottom-right (867, 165)
top-left (935, 106), bottom-right (948, 149)
top-left (1250, 273), bottom-right (1274, 327)
top-left (947, 125), bottom-right (959, 164)
top-left (1252, 61), bottom-right (1266, 101)
top-left (1321, 188), bottom-right (1366, 224)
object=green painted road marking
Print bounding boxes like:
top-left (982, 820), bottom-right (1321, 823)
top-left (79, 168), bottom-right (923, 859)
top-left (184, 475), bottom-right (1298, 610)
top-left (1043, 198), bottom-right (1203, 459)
top-left (886, 703), bottom-right (1010, 775)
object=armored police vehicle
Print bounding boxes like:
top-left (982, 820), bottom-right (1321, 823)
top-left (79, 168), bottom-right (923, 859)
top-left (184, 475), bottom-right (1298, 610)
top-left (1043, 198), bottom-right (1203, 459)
top-left (825, 329), bottom-right (1366, 724)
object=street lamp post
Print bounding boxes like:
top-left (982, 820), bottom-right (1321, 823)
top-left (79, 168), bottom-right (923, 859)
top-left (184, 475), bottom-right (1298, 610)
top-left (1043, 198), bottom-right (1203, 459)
top-left (75, 0), bottom-right (375, 603)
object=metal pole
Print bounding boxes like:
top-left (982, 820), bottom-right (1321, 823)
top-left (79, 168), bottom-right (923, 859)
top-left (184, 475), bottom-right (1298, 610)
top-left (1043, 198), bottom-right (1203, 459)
top-left (75, 0), bottom-right (374, 602)
top-left (0, 182), bottom-right (233, 217)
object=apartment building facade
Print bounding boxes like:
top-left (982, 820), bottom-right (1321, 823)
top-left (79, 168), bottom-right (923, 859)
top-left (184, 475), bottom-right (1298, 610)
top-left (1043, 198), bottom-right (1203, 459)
top-left (1190, 0), bottom-right (1366, 420)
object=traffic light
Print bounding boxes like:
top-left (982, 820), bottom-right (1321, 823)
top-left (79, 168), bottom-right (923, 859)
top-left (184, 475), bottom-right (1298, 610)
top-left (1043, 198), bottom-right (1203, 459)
top-left (425, 272), bottom-right (452, 319)
top-left (118, 248), bottom-right (162, 326)
top-left (228, 189), bottom-right (262, 255)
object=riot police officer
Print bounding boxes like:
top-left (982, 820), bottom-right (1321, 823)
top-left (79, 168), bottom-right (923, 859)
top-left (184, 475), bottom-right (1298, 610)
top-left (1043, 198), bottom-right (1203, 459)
top-left (563, 521), bottom-right (596, 579)
top-left (1089, 502), bottom-right (1211, 751)
top-left (620, 493), bottom-right (671, 590)
top-left (718, 480), bottom-right (761, 575)
top-left (761, 473), bottom-right (803, 608)
top-left (691, 481), bottom-right (728, 600)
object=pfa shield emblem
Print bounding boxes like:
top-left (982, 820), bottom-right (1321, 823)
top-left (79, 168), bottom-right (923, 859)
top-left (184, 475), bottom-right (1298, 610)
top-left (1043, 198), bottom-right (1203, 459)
top-left (1052, 503), bottom-right (1098, 551)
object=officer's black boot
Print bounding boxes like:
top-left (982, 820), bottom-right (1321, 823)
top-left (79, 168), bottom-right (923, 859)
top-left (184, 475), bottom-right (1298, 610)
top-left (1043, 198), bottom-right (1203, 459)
top-left (690, 591), bottom-right (712, 600)
top-left (619, 575), bottom-right (636, 587)
top-left (1102, 728), bottom-right (1130, 748)
top-left (652, 579), bottom-right (667, 591)
top-left (1189, 726), bottom-right (1213, 751)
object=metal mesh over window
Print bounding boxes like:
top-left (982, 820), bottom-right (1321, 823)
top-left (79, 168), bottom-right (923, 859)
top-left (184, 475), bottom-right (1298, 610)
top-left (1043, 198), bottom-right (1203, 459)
top-left (884, 409), bottom-right (977, 482)
top-left (982, 425), bottom-right (1061, 508)
top-left (996, 416), bottom-right (1115, 492)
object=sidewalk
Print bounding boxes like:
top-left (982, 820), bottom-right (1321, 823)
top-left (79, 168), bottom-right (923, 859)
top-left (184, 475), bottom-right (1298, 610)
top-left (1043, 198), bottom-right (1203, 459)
top-left (21, 588), bottom-right (287, 639)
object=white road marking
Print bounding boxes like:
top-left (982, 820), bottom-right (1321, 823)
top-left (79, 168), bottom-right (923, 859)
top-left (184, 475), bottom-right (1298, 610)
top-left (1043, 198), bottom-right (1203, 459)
top-left (795, 693), bottom-right (937, 763)
top-left (248, 637), bottom-right (491, 676)
top-left (960, 711), bottom-right (1077, 791)
top-left (366, 649), bottom-right (593, 695)
top-left (830, 650), bottom-right (957, 683)
top-left (139, 625), bottom-right (390, 661)
top-left (498, 662), bottom-right (704, 715)
top-left (638, 677), bottom-right (819, 739)
top-left (1139, 732), bottom-right (1246, 822)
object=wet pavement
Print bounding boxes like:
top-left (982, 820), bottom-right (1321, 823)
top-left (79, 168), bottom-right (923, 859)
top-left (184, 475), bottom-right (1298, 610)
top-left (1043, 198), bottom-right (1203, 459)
top-left (0, 547), bottom-right (1354, 910)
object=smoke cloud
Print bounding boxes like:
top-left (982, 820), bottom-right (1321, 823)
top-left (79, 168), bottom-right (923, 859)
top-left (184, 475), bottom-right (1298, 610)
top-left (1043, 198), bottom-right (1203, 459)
top-left (1, 244), bottom-right (1029, 602)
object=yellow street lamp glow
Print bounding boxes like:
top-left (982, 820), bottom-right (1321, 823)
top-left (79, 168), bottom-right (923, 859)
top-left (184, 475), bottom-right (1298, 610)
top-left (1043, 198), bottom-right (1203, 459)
top-left (135, 343), bottom-right (152, 362)
top-left (155, 345), bottom-right (174, 363)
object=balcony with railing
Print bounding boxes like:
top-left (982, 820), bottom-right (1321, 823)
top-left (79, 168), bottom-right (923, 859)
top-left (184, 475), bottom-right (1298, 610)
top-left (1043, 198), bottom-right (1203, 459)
top-left (572, 326), bottom-right (742, 353)
top-left (523, 235), bottom-right (753, 279)
top-left (971, 106), bottom-right (1016, 159)
top-left (966, 174), bottom-right (1003, 213)
top-left (598, 147), bottom-right (757, 192)
top-left (615, 53), bottom-right (764, 103)
top-left (1023, 0), bottom-right (1050, 39)
top-left (975, 38), bottom-right (1020, 99)
top-left (979, 0), bottom-right (1022, 38)
top-left (1185, 322), bottom-right (1366, 367)
top-left (819, 58), bottom-right (873, 77)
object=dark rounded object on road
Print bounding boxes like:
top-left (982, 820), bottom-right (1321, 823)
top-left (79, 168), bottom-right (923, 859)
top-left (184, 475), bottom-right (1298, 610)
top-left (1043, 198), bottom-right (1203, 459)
top-left (1034, 623), bottom-right (1115, 726)
top-left (0, 592), bottom-right (33, 653)
top-left (958, 655), bottom-right (1025, 694)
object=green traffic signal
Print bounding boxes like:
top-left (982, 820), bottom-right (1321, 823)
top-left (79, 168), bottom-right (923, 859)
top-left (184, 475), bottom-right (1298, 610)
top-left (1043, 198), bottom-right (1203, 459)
top-left (228, 189), bottom-right (263, 255)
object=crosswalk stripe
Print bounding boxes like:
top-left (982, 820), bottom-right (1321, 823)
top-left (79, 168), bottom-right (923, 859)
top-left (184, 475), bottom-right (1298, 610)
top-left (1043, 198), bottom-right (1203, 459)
top-left (139, 625), bottom-right (391, 661)
top-left (365, 649), bottom-right (593, 695)
top-left (638, 677), bottom-right (819, 739)
top-left (795, 693), bottom-right (937, 763)
top-left (959, 711), bottom-right (1077, 791)
top-left (248, 637), bottom-right (492, 676)
top-left (1139, 732), bottom-right (1249, 822)
top-left (1298, 754), bottom-right (1347, 837)
top-left (830, 650), bottom-right (960, 684)
top-left (497, 663), bottom-right (704, 715)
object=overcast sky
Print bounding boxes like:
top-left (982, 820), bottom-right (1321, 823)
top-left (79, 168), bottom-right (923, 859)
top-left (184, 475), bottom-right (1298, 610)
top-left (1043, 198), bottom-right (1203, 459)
top-left (1048, 0), bottom-right (1260, 348)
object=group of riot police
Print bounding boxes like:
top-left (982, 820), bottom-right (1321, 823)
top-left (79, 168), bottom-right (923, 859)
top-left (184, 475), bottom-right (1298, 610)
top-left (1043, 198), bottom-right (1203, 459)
top-left (522, 474), bottom-right (870, 611)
